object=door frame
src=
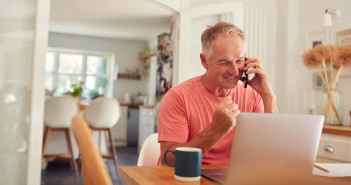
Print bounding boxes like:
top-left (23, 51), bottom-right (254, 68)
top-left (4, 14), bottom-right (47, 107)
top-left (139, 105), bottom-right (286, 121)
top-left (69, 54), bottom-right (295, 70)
top-left (26, 0), bottom-right (50, 184)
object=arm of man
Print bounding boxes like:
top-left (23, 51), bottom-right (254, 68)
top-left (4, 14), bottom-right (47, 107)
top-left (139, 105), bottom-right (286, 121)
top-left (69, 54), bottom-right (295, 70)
top-left (244, 57), bottom-right (279, 114)
top-left (160, 97), bottom-right (240, 165)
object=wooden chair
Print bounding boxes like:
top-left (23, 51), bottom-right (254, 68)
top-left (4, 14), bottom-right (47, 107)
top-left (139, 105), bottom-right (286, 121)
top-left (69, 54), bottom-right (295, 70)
top-left (83, 97), bottom-right (121, 175)
top-left (71, 114), bottom-right (113, 185)
top-left (42, 96), bottom-right (79, 176)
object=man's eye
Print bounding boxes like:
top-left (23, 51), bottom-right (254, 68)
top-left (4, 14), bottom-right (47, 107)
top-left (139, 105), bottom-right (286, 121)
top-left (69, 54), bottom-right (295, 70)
top-left (235, 59), bottom-right (245, 64)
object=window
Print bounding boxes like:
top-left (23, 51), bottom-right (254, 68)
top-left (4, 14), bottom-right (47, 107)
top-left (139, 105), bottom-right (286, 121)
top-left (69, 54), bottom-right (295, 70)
top-left (45, 48), bottom-right (114, 101)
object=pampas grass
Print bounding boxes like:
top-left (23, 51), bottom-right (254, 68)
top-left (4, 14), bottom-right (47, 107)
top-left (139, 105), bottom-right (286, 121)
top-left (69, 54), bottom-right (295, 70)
top-left (302, 44), bottom-right (351, 125)
top-left (302, 48), bottom-right (320, 68)
top-left (337, 45), bottom-right (351, 67)
top-left (313, 44), bottom-right (336, 64)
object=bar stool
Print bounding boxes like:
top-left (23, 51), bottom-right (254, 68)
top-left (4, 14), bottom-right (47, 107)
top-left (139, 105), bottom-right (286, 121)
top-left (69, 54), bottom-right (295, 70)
top-left (83, 97), bottom-right (121, 175)
top-left (42, 96), bottom-right (79, 176)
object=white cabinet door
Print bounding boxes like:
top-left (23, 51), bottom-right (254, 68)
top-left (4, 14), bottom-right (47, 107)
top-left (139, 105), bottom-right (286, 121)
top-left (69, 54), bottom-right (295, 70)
top-left (112, 105), bottom-right (128, 146)
top-left (175, 3), bottom-right (244, 84)
top-left (138, 107), bottom-right (155, 150)
top-left (316, 133), bottom-right (351, 163)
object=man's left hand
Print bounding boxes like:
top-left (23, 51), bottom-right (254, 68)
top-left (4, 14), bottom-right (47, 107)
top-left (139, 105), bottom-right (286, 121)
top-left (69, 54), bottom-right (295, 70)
top-left (243, 57), bottom-right (274, 98)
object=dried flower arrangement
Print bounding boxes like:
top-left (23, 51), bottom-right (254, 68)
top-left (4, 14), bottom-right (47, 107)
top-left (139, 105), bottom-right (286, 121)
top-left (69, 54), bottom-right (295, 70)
top-left (302, 44), bottom-right (351, 125)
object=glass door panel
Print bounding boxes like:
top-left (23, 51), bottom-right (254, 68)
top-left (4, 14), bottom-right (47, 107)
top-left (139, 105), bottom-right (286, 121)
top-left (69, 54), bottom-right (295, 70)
top-left (0, 0), bottom-right (38, 184)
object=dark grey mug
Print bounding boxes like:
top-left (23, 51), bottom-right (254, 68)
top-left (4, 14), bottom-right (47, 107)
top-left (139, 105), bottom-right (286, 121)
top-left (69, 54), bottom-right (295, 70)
top-left (164, 147), bottom-right (202, 181)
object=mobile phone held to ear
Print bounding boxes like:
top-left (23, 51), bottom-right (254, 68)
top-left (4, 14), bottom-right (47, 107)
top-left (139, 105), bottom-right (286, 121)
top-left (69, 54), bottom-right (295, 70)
top-left (243, 70), bottom-right (248, 88)
top-left (243, 56), bottom-right (248, 88)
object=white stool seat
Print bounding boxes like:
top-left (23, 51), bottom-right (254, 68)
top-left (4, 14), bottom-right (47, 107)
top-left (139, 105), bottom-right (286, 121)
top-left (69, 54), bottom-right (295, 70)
top-left (84, 97), bottom-right (120, 128)
top-left (44, 96), bottom-right (78, 128)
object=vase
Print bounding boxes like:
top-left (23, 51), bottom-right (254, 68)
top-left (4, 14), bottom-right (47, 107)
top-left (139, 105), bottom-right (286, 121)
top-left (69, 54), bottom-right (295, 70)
top-left (316, 83), bottom-right (343, 125)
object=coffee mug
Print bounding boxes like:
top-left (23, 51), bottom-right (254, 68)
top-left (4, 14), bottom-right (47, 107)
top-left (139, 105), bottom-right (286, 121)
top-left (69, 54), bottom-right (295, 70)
top-left (164, 147), bottom-right (202, 181)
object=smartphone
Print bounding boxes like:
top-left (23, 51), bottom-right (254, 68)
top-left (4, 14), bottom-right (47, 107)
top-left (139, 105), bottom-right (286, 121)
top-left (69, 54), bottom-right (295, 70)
top-left (243, 70), bottom-right (248, 88)
top-left (243, 56), bottom-right (248, 88)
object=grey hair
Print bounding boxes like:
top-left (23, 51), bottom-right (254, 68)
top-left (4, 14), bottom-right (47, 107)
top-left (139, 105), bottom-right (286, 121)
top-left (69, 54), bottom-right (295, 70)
top-left (201, 21), bottom-right (245, 58)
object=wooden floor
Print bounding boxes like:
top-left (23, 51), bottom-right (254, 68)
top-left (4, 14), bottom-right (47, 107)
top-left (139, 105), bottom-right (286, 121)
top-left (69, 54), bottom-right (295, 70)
top-left (41, 146), bottom-right (139, 185)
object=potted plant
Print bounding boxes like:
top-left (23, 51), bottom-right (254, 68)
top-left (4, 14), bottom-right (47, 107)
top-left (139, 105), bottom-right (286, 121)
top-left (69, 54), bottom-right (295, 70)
top-left (67, 81), bottom-right (83, 104)
top-left (71, 81), bottom-right (83, 97)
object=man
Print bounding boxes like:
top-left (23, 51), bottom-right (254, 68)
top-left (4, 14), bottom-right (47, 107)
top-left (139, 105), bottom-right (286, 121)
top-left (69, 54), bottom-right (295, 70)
top-left (158, 22), bottom-right (278, 165)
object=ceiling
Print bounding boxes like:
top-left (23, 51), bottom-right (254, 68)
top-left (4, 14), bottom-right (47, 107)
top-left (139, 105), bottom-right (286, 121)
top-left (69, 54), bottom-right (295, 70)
top-left (49, 0), bottom-right (174, 41)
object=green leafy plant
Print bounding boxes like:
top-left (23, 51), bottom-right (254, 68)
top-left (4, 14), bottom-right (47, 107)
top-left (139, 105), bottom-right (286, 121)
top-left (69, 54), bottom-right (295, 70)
top-left (70, 81), bottom-right (83, 97)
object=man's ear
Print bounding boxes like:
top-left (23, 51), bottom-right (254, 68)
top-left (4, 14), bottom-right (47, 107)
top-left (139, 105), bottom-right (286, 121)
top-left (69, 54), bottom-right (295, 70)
top-left (200, 53), bottom-right (208, 69)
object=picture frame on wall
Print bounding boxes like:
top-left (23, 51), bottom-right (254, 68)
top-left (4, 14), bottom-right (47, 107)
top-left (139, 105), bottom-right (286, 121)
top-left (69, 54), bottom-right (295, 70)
top-left (305, 29), bottom-right (328, 49)
top-left (337, 28), bottom-right (351, 77)
top-left (313, 72), bottom-right (324, 90)
top-left (336, 28), bottom-right (351, 46)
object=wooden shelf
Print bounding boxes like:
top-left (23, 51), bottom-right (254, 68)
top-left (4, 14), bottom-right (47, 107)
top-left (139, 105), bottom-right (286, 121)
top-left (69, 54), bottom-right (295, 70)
top-left (322, 125), bottom-right (351, 137)
top-left (118, 73), bottom-right (141, 80)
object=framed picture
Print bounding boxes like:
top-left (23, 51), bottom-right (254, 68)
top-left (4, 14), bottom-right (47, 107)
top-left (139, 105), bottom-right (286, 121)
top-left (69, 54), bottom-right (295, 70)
top-left (336, 28), bottom-right (351, 46)
top-left (313, 72), bottom-right (324, 90)
top-left (305, 30), bottom-right (328, 49)
top-left (337, 28), bottom-right (351, 77)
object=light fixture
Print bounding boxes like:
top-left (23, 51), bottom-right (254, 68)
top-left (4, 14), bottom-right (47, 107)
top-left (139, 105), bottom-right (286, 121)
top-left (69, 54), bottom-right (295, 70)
top-left (323, 8), bottom-right (341, 27)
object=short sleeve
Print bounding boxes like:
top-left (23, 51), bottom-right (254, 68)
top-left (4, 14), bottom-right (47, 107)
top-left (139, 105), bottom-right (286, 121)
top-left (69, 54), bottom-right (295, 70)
top-left (158, 90), bottom-right (189, 143)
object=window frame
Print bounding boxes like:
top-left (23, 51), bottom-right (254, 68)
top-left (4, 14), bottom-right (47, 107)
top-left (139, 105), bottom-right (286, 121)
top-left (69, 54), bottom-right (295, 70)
top-left (46, 47), bottom-right (115, 101)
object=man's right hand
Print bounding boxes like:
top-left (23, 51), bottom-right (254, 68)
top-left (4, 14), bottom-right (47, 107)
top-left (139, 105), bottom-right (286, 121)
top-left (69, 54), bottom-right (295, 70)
top-left (160, 97), bottom-right (240, 165)
top-left (210, 97), bottom-right (240, 137)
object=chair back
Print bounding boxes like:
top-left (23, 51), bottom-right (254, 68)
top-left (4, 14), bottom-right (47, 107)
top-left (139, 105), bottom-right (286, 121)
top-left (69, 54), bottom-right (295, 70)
top-left (137, 133), bottom-right (160, 166)
top-left (44, 96), bottom-right (78, 128)
top-left (84, 97), bottom-right (120, 128)
top-left (71, 114), bottom-right (113, 185)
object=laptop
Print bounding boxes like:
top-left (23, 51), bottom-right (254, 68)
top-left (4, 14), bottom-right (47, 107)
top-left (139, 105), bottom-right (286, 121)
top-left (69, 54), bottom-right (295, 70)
top-left (201, 113), bottom-right (324, 184)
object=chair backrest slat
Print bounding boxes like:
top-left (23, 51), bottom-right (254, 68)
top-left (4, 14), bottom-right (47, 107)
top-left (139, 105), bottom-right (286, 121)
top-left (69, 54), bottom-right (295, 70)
top-left (72, 114), bottom-right (113, 185)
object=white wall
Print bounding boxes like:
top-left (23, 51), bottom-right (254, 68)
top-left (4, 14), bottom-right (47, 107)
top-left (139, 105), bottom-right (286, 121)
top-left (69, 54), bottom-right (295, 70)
top-left (275, 0), bottom-right (299, 114)
top-left (48, 32), bottom-right (148, 102)
top-left (277, 0), bottom-right (351, 126)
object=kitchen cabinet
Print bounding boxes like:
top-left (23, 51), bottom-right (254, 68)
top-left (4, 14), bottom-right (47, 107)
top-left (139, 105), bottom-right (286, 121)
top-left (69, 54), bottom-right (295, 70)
top-left (138, 107), bottom-right (156, 151)
top-left (316, 126), bottom-right (351, 163)
top-left (112, 104), bottom-right (156, 148)
top-left (112, 106), bottom-right (128, 146)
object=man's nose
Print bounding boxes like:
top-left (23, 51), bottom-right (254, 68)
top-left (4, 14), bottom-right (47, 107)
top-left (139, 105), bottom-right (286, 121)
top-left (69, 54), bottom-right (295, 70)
top-left (228, 62), bottom-right (239, 76)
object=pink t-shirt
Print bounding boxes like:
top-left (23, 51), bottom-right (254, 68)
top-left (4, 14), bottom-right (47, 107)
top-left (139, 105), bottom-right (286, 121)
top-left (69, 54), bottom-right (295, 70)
top-left (158, 76), bottom-right (264, 164)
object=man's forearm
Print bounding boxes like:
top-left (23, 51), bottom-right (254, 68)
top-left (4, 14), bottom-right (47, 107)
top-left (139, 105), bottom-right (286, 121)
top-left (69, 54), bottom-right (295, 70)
top-left (262, 94), bottom-right (279, 113)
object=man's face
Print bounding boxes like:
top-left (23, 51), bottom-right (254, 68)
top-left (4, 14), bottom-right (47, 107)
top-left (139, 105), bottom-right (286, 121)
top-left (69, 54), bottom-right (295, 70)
top-left (201, 33), bottom-right (246, 89)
